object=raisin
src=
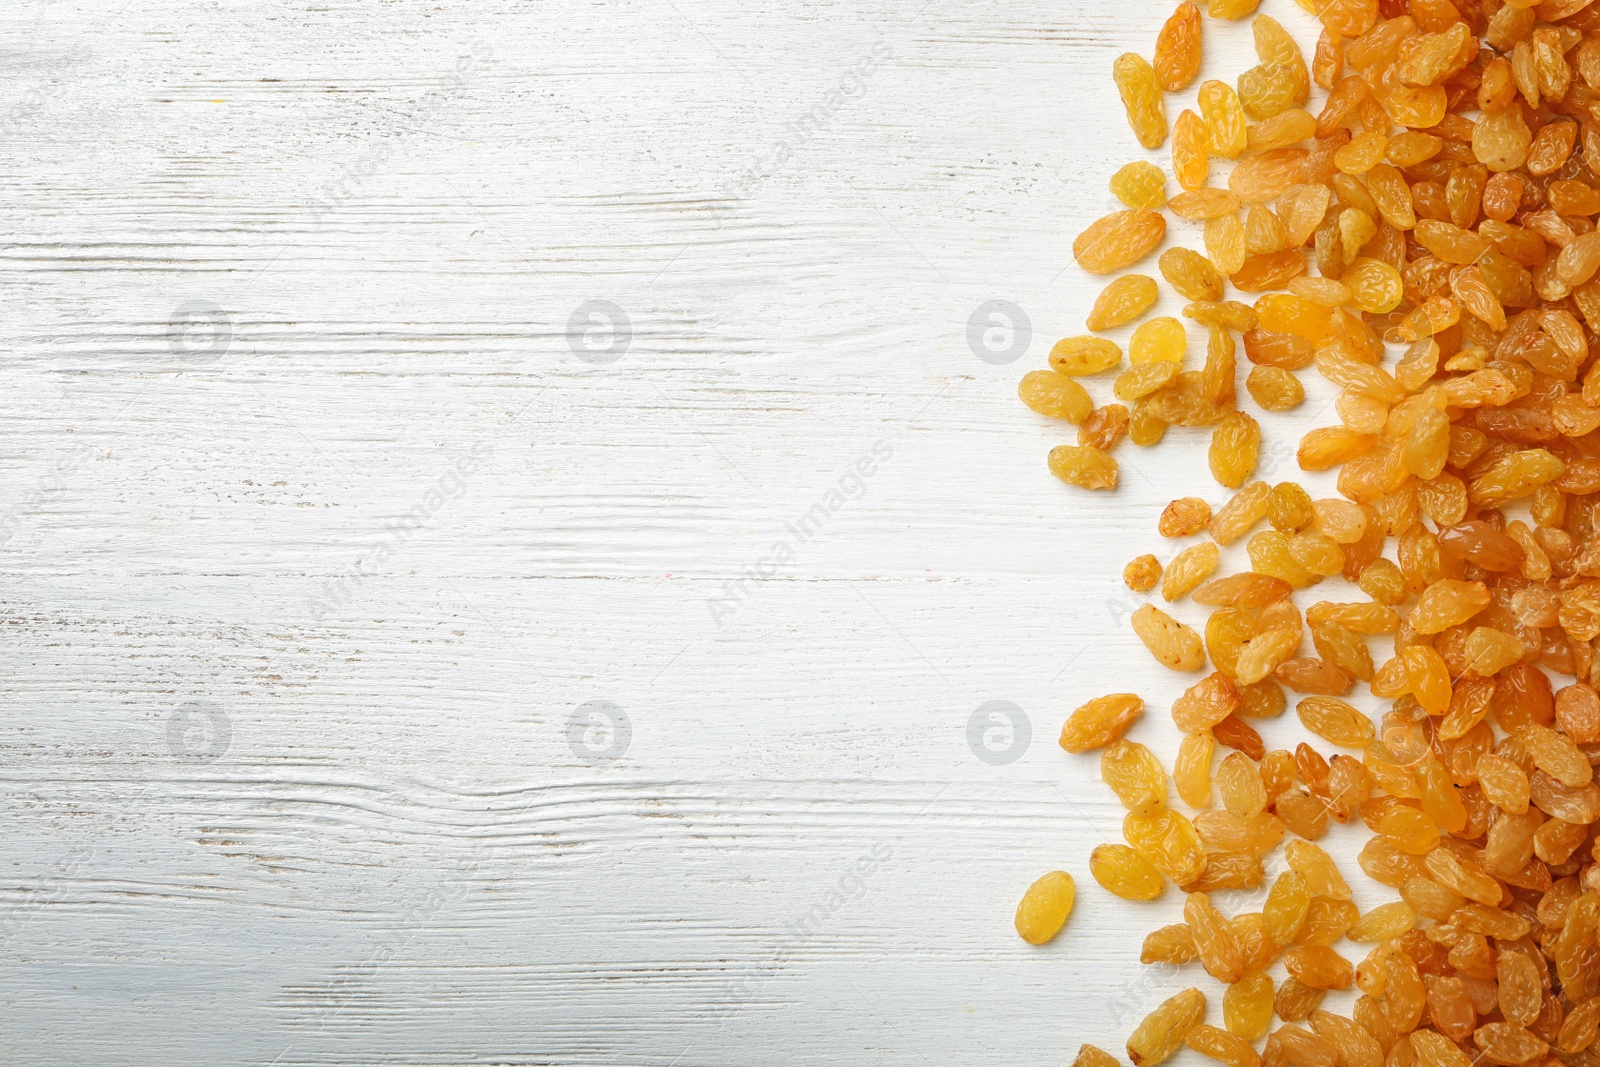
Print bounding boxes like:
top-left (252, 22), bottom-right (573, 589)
top-left (1087, 276), bottom-right (1160, 332)
top-left (1060, 694), bottom-right (1144, 753)
top-left (1128, 989), bottom-right (1206, 1067)
top-left (1153, 3), bottom-right (1203, 92)
top-left (1090, 843), bottom-right (1166, 901)
top-left (1114, 53), bottom-right (1168, 150)
top-left (1015, 869), bottom-right (1075, 944)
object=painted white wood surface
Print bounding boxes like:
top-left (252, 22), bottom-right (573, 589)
top-left (0, 1), bottom-right (1384, 1064)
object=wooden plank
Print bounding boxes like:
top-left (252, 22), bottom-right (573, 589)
top-left (0, 0), bottom-right (1360, 1063)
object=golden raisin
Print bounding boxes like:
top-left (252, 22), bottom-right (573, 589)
top-left (1048, 445), bottom-right (1119, 490)
top-left (1114, 53), bottom-right (1168, 150)
top-left (1060, 694), bottom-right (1144, 753)
top-left (1075, 210), bottom-right (1168, 275)
top-left (1014, 870), bottom-right (1075, 944)
top-left (1246, 366), bottom-right (1304, 411)
top-left (1128, 988), bottom-right (1206, 1067)
top-left (1153, 3), bottom-right (1203, 92)
top-left (1111, 162), bottom-right (1168, 211)
top-left (1087, 276), bottom-right (1160, 332)
top-left (1160, 497), bottom-right (1212, 537)
top-left (1125, 553), bottom-right (1161, 593)
top-left (1090, 843), bottom-right (1166, 901)
top-left (1210, 412), bottom-right (1261, 488)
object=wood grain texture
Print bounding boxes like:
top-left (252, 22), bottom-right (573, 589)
top-left (0, 1), bottom-right (1378, 1064)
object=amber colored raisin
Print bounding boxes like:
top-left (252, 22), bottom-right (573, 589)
top-left (1173, 109), bottom-right (1211, 192)
top-left (1210, 412), bottom-right (1261, 489)
top-left (1079, 404), bottom-right (1131, 451)
top-left (1472, 1024), bottom-right (1549, 1067)
top-left (1075, 210), bottom-right (1168, 275)
top-left (1247, 366), bottom-right (1304, 411)
top-left (1049, 445), bottom-right (1119, 490)
top-left (1131, 317), bottom-right (1188, 364)
top-left (1111, 162), bottom-right (1168, 211)
top-left (1285, 944), bottom-right (1354, 990)
top-left (1128, 988), bottom-right (1207, 1067)
top-left (1020, 370), bottom-right (1093, 422)
top-left (1224, 972), bottom-right (1274, 1042)
top-left (1014, 870), bottom-right (1075, 944)
top-left (1114, 53), bottom-right (1168, 151)
top-left (1125, 553), bottom-right (1161, 593)
top-left (1087, 276), bottom-right (1160, 333)
top-left (1200, 80), bottom-right (1248, 159)
top-left (1142, 923), bottom-right (1198, 965)
top-left (1133, 604), bottom-right (1206, 671)
top-left (1075, 1047), bottom-right (1121, 1067)
top-left (1090, 843), bottom-right (1165, 901)
top-left (1164, 542), bottom-right (1220, 603)
top-left (1210, 482), bottom-right (1272, 545)
top-left (1296, 696), bottom-right (1374, 748)
top-left (1101, 739), bottom-right (1168, 816)
top-left (1175, 729), bottom-right (1215, 808)
top-left (1186, 891), bottom-right (1246, 984)
top-left (1154, 3), bottom-right (1203, 92)
top-left (1308, 1011), bottom-right (1382, 1067)
top-left (1060, 694), bottom-right (1144, 753)
top-left (1346, 901), bottom-right (1416, 942)
top-left (1275, 981), bottom-right (1325, 1024)
top-left (1160, 497), bottom-right (1212, 537)
top-left (1125, 809), bottom-right (1207, 885)
top-left (1264, 869), bottom-right (1310, 944)
top-left (1160, 247), bottom-right (1224, 303)
top-left (1186, 1025), bottom-right (1262, 1067)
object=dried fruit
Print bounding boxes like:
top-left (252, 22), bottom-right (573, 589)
top-left (1410, 580), bottom-right (1491, 635)
top-left (1051, 336), bottom-right (1123, 376)
top-left (1296, 697), bottom-right (1373, 748)
top-left (1142, 923), bottom-right (1198, 965)
top-left (1102, 740), bottom-right (1168, 815)
top-left (1020, 370), bottom-right (1093, 421)
top-left (1016, 4), bottom-right (1600, 1057)
top-left (1060, 694), bottom-right (1143, 752)
top-left (1126, 808), bottom-right (1207, 885)
top-left (1075, 210), bottom-right (1168, 275)
top-left (1160, 248), bottom-right (1223, 303)
top-left (1091, 843), bottom-right (1165, 901)
top-left (1087, 276), bottom-right (1160, 333)
top-left (1224, 972), bottom-right (1273, 1041)
top-left (1174, 110), bottom-right (1211, 192)
top-left (1115, 53), bottom-right (1168, 150)
top-left (1247, 366), bottom-right (1303, 411)
top-left (1049, 445), bottom-right (1118, 489)
top-left (1218, 752), bottom-right (1266, 817)
top-left (1285, 944), bottom-right (1353, 990)
top-left (1131, 317), bottom-right (1187, 365)
top-left (1125, 553), bottom-right (1161, 593)
top-left (1176, 729), bottom-right (1214, 808)
top-left (1132, 604), bottom-right (1205, 671)
top-left (1014, 870), bottom-right (1075, 944)
top-left (1154, 4), bottom-right (1203, 92)
top-left (1187, 1024), bottom-right (1262, 1067)
top-left (1186, 891), bottom-right (1245, 983)
top-left (1210, 412), bottom-right (1260, 488)
top-left (1199, 80), bottom-right (1248, 159)
top-left (1346, 901), bottom-right (1414, 942)
top-left (1128, 988), bottom-right (1206, 1066)
top-left (1164, 542), bottom-right (1220, 602)
top-left (1160, 497), bottom-right (1211, 537)
top-left (1111, 162), bottom-right (1168, 211)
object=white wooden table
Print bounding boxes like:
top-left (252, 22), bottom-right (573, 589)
top-left (0, 2), bottom-right (1380, 1063)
